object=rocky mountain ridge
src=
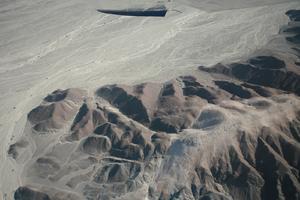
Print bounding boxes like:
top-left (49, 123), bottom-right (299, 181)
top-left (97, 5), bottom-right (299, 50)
top-left (10, 9), bottom-right (300, 200)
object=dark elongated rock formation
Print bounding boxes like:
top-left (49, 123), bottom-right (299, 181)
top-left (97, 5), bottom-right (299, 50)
top-left (97, 5), bottom-right (167, 17)
top-left (286, 10), bottom-right (300, 22)
top-left (199, 55), bottom-right (300, 96)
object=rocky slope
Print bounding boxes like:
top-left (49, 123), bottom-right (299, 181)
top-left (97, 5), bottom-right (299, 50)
top-left (9, 10), bottom-right (300, 200)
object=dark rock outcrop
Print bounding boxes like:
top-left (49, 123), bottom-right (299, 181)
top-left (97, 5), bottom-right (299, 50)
top-left (8, 140), bottom-right (28, 159)
top-left (214, 81), bottom-right (253, 99)
top-left (199, 56), bottom-right (300, 96)
top-left (96, 83), bottom-right (162, 125)
top-left (111, 143), bottom-right (144, 161)
top-left (240, 83), bottom-right (273, 97)
top-left (14, 187), bottom-right (50, 200)
top-left (97, 79), bottom-right (206, 133)
top-left (248, 56), bottom-right (286, 70)
top-left (69, 103), bottom-right (108, 140)
top-left (81, 135), bottom-right (111, 155)
top-left (286, 10), bottom-right (300, 22)
top-left (193, 109), bottom-right (225, 129)
top-left (28, 88), bottom-right (87, 132)
top-left (287, 34), bottom-right (300, 44)
top-left (151, 132), bottom-right (171, 155)
top-left (93, 162), bottom-right (141, 184)
top-left (94, 122), bottom-right (123, 146)
top-left (44, 89), bottom-right (68, 102)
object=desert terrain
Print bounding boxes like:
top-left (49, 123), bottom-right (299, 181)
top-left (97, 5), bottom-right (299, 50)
top-left (1, 0), bottom-right (300, 199)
